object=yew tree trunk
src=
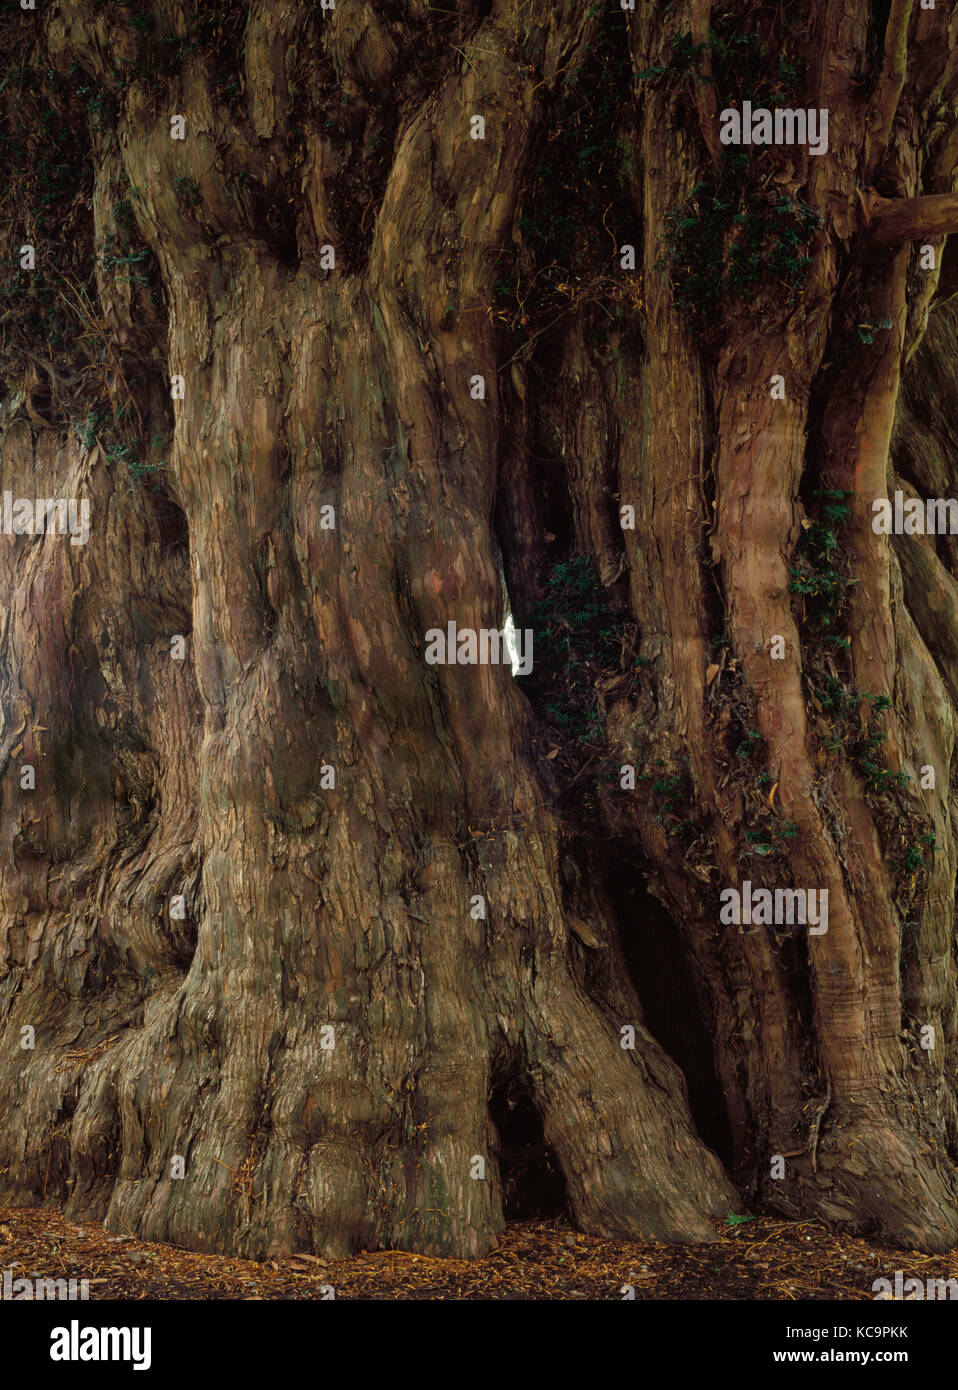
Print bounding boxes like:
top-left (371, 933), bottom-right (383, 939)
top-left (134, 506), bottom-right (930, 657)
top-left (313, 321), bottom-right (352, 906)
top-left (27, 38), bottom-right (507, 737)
top-left (0, 0), bottom-right (957, 1258)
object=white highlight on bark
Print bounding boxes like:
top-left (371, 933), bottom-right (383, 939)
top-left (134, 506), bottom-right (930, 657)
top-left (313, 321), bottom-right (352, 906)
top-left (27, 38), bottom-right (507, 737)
top-left (503, 613), bottom-right (521, 675)
top-left (170, 894), bottom-right (186, 920)
top-left (497, 560), bottom-right (523, 677)
top-left (424, 622), bottom-right (533, 673)
top-left (171, 1155), bottom-right (186, 1179)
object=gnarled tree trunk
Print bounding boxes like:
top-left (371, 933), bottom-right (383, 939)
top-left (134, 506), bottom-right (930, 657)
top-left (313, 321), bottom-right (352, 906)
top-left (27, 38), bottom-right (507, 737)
top-left (0, 0), bottom-right (957, 1257)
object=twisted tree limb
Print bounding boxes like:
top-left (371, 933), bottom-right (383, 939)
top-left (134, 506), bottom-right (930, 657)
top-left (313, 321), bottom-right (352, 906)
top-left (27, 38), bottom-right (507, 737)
top-left (690, 0), bottom-right (721, 170)
top-left (862, 0), bottom-right (914, 182)
top-left (864, 191), bottom-right (958, 244)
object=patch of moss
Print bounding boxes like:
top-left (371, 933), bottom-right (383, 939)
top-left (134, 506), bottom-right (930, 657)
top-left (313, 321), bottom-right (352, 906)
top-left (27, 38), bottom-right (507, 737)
top-left (815, 679), bottom-right (910, 797)
top-left (789, 489), bottom-right (853, 634)
top-left (663, 169), bottom-right (820, 331)
top-left (651, 24), bottom-right (820, 335)
top-left (518, 557), bottom-right (628, 746)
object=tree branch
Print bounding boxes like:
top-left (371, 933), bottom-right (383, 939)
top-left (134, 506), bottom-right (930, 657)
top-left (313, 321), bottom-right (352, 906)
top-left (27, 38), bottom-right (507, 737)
top-left (863, 0), bottom-right (913, 183)
top-left (690, 0), bottom-right (721, 171)
top-left (864, 191), bottom-right (958, 245)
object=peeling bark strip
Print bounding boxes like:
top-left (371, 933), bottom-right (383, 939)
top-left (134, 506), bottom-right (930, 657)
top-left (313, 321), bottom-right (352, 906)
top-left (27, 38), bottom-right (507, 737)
top-left (0, 0), bottom-right (956, 1261)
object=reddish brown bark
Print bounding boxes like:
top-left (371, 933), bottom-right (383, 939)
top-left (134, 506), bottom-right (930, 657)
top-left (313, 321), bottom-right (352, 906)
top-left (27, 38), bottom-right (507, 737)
top-left (0, 0), bottom-right (957, 1259)
top-left (866, 193), bottom-right (958, 245)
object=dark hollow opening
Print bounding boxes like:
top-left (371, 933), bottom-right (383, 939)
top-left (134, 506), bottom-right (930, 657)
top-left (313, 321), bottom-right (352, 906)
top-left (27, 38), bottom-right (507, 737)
top-left (605, 861), bottom-right (735, 1166)
top-left (146, 484), bottom-right (190, 557)
top-left (488, 1073), bottom-right (569, 1221)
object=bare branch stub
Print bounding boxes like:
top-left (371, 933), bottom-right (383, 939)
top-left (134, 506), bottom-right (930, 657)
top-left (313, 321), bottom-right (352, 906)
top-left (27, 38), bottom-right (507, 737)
top-left (864, 191), bottom-right (958, 246)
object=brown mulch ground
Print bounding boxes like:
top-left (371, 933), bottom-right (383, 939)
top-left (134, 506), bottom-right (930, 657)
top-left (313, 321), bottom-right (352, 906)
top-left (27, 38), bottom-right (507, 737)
top-left (1, 1207), bottom-right (955, 1299)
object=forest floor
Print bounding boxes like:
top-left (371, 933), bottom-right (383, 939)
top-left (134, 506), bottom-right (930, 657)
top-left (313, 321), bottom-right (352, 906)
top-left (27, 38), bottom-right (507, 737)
top-left (1, 1206), bottom-right (955, 1299)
